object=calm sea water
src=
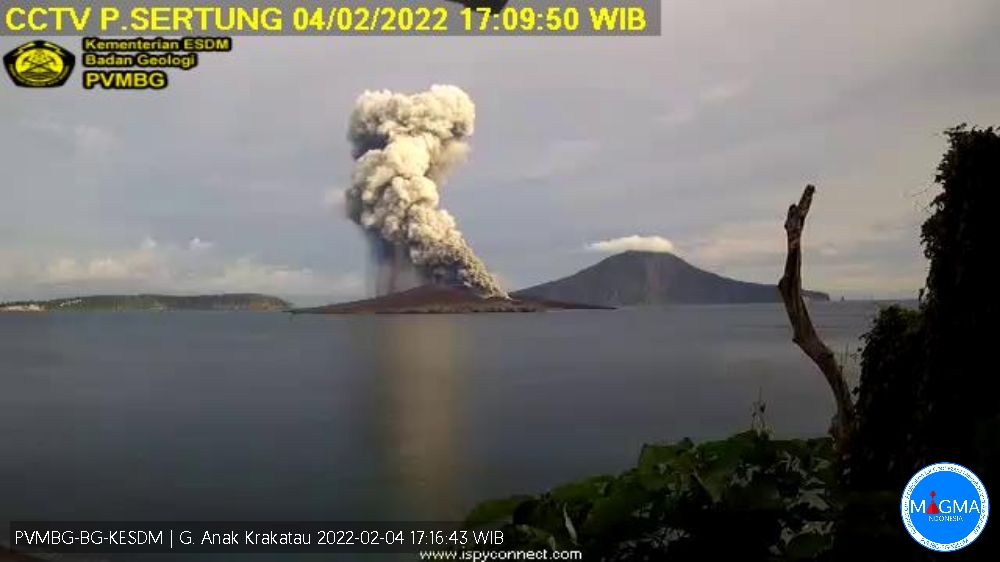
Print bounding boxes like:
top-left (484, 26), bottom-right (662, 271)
top-left (0, 302), bottom-right (893, 558)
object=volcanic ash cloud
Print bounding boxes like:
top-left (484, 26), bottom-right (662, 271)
top-left (344, 85), bottom-right (506, 298)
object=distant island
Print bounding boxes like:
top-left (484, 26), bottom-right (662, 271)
top-left (290, 284), bottom-right (611, 315)
top-left (513, 251), bottom-right (831, 307)
top-left (1, 252), bottom-right (830, 315)
top-left (0, 294), bottom-right (291, 313)
top-left (292, 251), bottom-right (831, 315)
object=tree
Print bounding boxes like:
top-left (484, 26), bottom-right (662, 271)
top-left (778, 185), bottom-right (854, 450)
top-left (917, 125), bottom-right (999, 486)
top-left (835, 125), bottom-right (999, 559)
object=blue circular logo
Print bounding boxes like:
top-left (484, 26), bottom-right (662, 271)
top-left (901, 463), bottom-right (989, 551)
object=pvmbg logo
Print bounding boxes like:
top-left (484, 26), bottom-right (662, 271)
top-left (902, 463), bottom-right (989, 552)
top-left (3, 40), bottom-right (75, 88)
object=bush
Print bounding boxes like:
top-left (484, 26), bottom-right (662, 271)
top-left (464, 432), bottom-right (838, 561)
top-left (917, 125), bottom-right (999, 483)
top-left (840, 125), bottom-right (999, 558)
top-left (847, 305), bottom-right (925, 490)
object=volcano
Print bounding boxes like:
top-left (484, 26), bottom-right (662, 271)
top-left (513, 251), bottom-right (831, 306)
top-left (289, 284), bottom-right (611, 315)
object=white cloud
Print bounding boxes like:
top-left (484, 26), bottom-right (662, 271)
top-left (658, 80), bottom-right (750, 126)
top-left (520, 139), bottom-right (602, 181)
top-left (820, 266), bottom-right (928, 298)
top-left (673, 214), bottom-right (926, 298)
top-left (683, 209), bottom-right (919, 269)
top-left (701, 80), bottom-right (751, 103)
top-left (658, 106), bottom-right (699, 126)
top-left (22, 116), bottom-right (116, 156)
top-left (19, 238), bottom-right (362, 303)
top-left (188, 237), bottom-right (215, 251)
top-left (46, 257), bottom-right (133, 282)
top-left (683, 221), bottom-right (784, 266)
top-left (586, 235), bottom-right (677, 253)
top-left (16, 117), bottom-right (118, 184)
top-left (2, 0), bottom-right (995, 302)
top-left (199, 258), bottom-right (363, 296)
top-left (72, 124), bottom-right (116, 154)
top-left (323, 187), bottom-right (346, 209)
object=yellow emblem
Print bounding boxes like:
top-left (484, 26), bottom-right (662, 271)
top-left (4, 40), bottom-right (76, 88)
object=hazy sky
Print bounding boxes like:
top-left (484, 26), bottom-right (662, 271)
top-left (2, 0), bottom-right (998, 305)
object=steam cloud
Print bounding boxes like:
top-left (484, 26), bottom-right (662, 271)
top-left (344, 85), bottom-right (507, 298)
top-left (586, 235), bottom-right (677, 254)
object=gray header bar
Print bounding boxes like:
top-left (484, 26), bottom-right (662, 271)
top-left (2, 0), bottom-right (661, 36)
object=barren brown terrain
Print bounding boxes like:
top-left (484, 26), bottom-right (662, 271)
top-left (290, 284), bottom-right (613, 314)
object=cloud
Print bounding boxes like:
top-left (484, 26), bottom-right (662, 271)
top-left (682, 222), bottom-right (784, 267)
top-left (2, 0), bottom-right (997, 302)
top-left (8, 238), bottom-right (362, 303)
top-left (683, 209), bottom-right (920, 269)
top-left (519, 139), bottom-right (602, 181)
top-left (586, 235), bottom-right (677, 253)
top-left (188, 237), bottom-right (215, 251)
top-left (323, 187), bottom-right (346, 209)
top-left (673, 215), bottom-right (926, 298)
top-left (819, 265), bottom-right (928, 297)
top-left (71, 124), bottom-right (116, 154)
top-left (46, 257), bottom-right (130, 282)
top-left (701, 80), bottom-right (751, 103)
top-left (658, 80), bottom-right (751, 126)
top-left (658, 106), bottom-right (699, 126)
top-left (199, 258), bottom-right (363, 297)
top-left (20, 116), bottom-right (116, 164)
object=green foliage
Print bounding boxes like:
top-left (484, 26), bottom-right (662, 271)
top-left (921, 125), bottom-right (999, 309)
top-left (838, 124), bottom-right (1000, 556)
top-left (824, 489), bottom-right (917, 562)
top-left (850, 125), bottom-right (999, 475)
top-left (848, 305), bottom-right (925, 489)
top-left (918, 124), bottom-right (999, 482)
top-left (464, 432), bottom-right (838, 561)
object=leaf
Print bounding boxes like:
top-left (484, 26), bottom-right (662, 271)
top-left (637, 441), bottom-right (699, 493)
top-left (582, 481), bottom-right (653, 537)
top-left (637, 439), bottom-right (693, 474)
top-left (563, 505), bottom-right (578, 544)
top-left (463, 432), bottom-right (846, 557)
top-left (512, 498), bottom-right (575, 543)
top-left (693, 436), bottom-right (756, 501)
top-left (463, 495), bottom-right (533, 529)
top-left (784, 531), bottom-right (833, 560)
top-left (550, 475), bottom-right (616, 504)
top-left (507, 524), bottom-right (556, 550)
top-left (728, 477), bottom-right (785, 510)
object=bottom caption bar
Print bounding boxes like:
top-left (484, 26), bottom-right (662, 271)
top-left (11, 522), bottom-right (516, 554)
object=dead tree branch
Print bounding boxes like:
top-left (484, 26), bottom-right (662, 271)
top-left (778, 185), bottom-right (854, 448)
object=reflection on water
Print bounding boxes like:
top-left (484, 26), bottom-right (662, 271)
top-left (0, 302), bottom-right (889, 553)
top-left (366, 317), bottom-right (470, 519)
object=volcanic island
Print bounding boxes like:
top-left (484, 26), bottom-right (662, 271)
top-left (308, 85), bottom-right (613, 315)
top-left (289, 284), bottom-right (612, 315)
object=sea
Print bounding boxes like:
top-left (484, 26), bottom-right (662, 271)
top-left (0, 301), bottom-right (901, 560)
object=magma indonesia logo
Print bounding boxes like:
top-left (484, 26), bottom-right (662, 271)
top-left (3, 40), bottom-right (75, 88)
top-left (902, 463), bottom-right (990, 552)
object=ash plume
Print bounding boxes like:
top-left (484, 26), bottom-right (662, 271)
top-left (345, 85), bottom-right (507, 298)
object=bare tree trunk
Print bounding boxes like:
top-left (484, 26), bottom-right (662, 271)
top-left (778, 185), bottom-right (854, 449)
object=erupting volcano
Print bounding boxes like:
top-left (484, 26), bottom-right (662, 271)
top-left (345, 84), bottom-right (506, 298)
top-left (294, 85), bottom-right (610, 315)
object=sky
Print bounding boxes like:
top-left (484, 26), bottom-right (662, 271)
top-left (1, 0), bottom-right (998, 305)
